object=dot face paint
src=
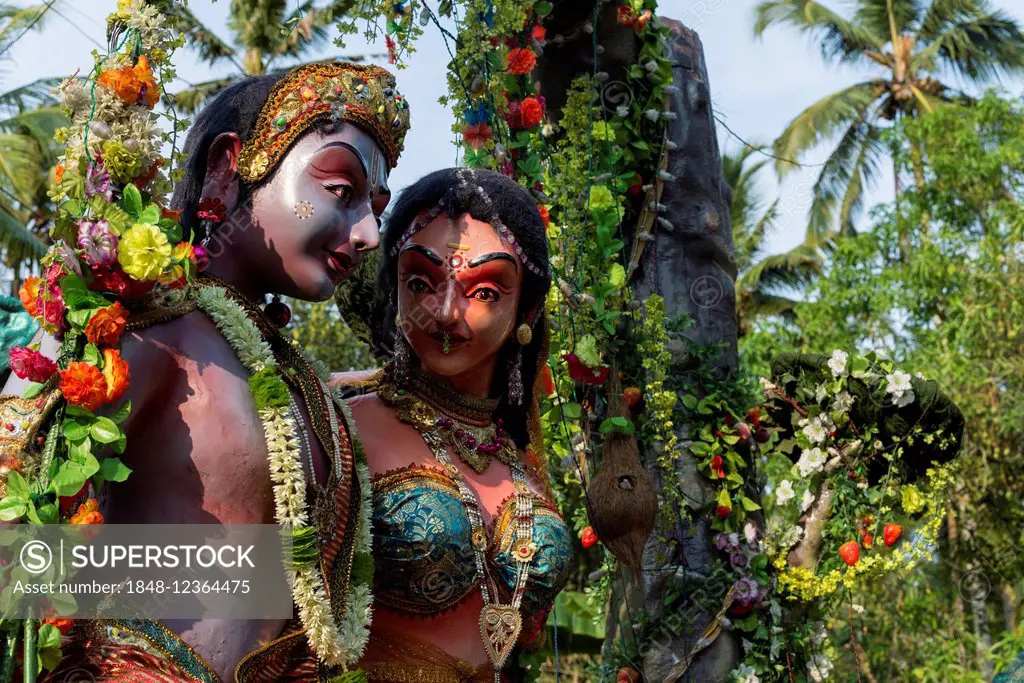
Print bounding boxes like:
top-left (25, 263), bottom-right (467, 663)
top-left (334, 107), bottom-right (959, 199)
top-left (397, 213), bottom-right (523, 384)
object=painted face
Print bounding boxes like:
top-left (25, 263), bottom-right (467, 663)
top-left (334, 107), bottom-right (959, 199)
top-left (229, 123), bottom-right (391, 301)
top-left (397, 213), bottom-right (524, 382)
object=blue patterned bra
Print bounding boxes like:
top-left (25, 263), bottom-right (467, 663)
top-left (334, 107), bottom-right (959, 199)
top-left (371, 465), bottom-right (573, 616)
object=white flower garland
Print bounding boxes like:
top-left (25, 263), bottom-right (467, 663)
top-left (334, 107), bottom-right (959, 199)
top-left (196, 286), bottom-right (372, 668)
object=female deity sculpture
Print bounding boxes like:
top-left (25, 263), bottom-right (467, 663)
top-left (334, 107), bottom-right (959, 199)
top-left (344, 167), bottom-right (573, 682)
top-left (3, 60), bottom-right (412, 681)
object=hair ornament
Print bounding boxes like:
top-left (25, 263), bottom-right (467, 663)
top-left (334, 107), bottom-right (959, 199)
top-left (237, 61), bottom-right (411, 184)
top-left (390, 168), bottom-right (550, 279)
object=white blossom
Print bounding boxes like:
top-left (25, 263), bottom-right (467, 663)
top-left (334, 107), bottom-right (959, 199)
top-left (734, 664), bottom-right (760, 683)
top-left (887, 370), bottom-right (915, 406)
top-left (827, 349), bottom-right (848, 377)
top-left (775, 480), bottom-right (795, 505)
top-left (802, 418), bottom-right (828, 444)
top-left (833, 390), bottom-right (854, 413)
top-left (797, 447), bottom-right (826, 477)
top-left (851, 603), bottom-right (865, 614)
top-left (801, 489), bottom-right (815, 512)
top-left (808, 654), bottom-right (834, 682)
top-left (744, 520), bottom-right (758, 545)
top-left (815, 383), bottom-right (828, 402)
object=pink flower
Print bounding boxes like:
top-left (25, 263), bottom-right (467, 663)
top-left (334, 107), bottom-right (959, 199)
top-left (8, 346), bottom-right (58, 383)
top-left (37, 289), bottom-right (67, 334)
top-left (77, 220), bottom-right (119, 268)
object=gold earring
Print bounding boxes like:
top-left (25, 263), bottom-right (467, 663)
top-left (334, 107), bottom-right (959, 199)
top-left (516, 323), bottom-right (533, 345)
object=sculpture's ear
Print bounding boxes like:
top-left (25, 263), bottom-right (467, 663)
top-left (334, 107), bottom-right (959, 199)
top-left (201, 132), bottom-right (243, 214)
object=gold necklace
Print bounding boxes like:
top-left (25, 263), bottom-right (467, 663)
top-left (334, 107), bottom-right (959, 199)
top-left (376, 365), bottom-right (520, 474)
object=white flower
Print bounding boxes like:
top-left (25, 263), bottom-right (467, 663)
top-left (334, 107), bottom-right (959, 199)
top-left (810, 621), bottom-right (829, 646)
top-left (815, 383), bottom-right (828, 402)
top-left (886, 370), bottom-right (915, 406)
top-left (615, 105), bottom-right (630, 118)
top-left (780, 524), bottom-right (804, 547)
top-left (744, 520), bottom-right (758, 545)
top-left (857, 481), bottom-right (868, 489)
top-left (827, 350), bottom-right (848, 378)
top-left (808, 654), bottom-right (834, 682)
top-left (895, 388), bottom-right (915, 407)
top-left (851, 603), bottom-right (865, 614)
top-left (833, 390), bottom-right (854, 413)
top-left (875, 348), bottom-right (890, 360)
top-left (797, 447), bottom-right (826, 477)
top-left (734, 664), bottom-right (760, 683)
top-left (801, 489), bottom-right (815, 512)
top-left (775, 480), bottom-right (795, 505)
top-left (802, 418), bottom-right (828, 444)
top-left (759, 377), bottom-right (779, 394)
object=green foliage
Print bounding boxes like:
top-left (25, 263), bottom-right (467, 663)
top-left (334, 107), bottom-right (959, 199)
top-left (753, 0), bottom-right (1024, 239)
top-left (287, 297), bottom-right (375, 373)
top-left (751, 92), bottom-right (1024, 680)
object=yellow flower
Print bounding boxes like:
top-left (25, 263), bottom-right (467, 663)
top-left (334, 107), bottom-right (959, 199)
top-left (590, 121), bottom-right (616, 142)
top-left (118, 223), bottom-right (172, 281)
top-left (588, 185), bottom-right (618, 214)
top-left (901, 485), bottom-right (925, 514)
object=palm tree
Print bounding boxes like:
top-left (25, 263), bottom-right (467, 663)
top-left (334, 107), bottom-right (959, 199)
top-left (0, 2), bottom-right (69, 291)
top-left (160, 0), bottom-right (372, 114)
top-left (725, 145), bottom-right (823, 335)
top-left (753, 0), bottom-right (1024, 241)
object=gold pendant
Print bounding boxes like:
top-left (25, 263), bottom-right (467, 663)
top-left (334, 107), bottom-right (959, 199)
top-left (479, 604), bottom-right (522, 669)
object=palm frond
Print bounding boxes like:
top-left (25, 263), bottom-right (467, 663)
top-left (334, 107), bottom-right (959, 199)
top-left (916, 10), bottom-right (1024, 81)
top-left (228, 0), bottom-right (289, 57)
top-left (805, 108), bottom-right (884, 241)
top-left (274, 0), bottom-right (356, 60)
top-left (737, 290), bottom-right (802, 324)
top-left (772, 79), bottom-right (885, 177)
top-left (852, 0), bottom-right (922, 41)
top-left (740, 243), bottom-right (823, 294)
top-left (166, 77), bottom-right (237, 115)
top-left (0, 77), bottom-right (62, 114)
top-left (0, 2), bottom-right (53, 49)
top-left (161, 1), bottom-right (237, 67)
top-left (0, 202), bottom-right (46, 261)
top-left (0, 131), bottom-right (46, 204)
top-left (753, 0), bottom-right (886, 64)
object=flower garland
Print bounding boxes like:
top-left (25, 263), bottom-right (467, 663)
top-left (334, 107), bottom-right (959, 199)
top-left (195, 286), bottom-right (374, 668)
top-left (2, 2), bottom-right (188, 674)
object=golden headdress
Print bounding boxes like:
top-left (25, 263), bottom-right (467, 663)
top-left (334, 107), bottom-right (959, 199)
top-left (237, 61), bottom-right (411, 183)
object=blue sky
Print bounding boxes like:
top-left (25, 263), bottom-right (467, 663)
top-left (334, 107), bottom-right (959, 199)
top-left (7, 0), bottom-right (1024, 256)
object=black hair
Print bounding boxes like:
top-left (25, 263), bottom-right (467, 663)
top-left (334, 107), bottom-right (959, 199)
top-left (372, 168), bottom-right (552, 450)
top-left (170, 74), bottom-right (287, 239)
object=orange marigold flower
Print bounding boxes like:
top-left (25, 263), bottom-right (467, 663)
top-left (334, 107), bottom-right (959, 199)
top-left (43, 617), bottom-right (74, 635)
top-left (519, 96), bottom-right (544, 128)
top-left (54, 163), bottom-right (65, 183)
top-left (507, 48), bottom-right (537, 76)
top-left (70, 499), bottom-right (104, 525)
top-left (85, 302), bottom-right (128, 347)
top-left (133, 55), bottom-right (160, 109)
top-left (101, 349), bottom-right (130, 404)
top-left (97, 66), bottom-right (141, 105)
top-left (60, 362), bottom-right (107, 412)
top-left (18, 276), bottom-right (41, 317)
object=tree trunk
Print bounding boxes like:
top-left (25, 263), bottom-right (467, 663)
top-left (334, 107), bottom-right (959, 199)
top-left (536, 8), bottom-right (738, 680)
top-left (629, 20), bottom-right (739, 682)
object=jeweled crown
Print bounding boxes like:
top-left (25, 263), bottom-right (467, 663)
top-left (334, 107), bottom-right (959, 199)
top-left (237, 61), bottom-right (411, 183)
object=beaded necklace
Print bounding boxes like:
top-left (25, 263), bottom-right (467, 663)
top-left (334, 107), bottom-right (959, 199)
top-left (379, 366), bottom-right (536, 679)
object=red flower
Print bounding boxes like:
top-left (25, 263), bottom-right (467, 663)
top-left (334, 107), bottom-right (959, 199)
top-left (197, 197), bottom-right (227, 224)
top-left (562, 353), bottom-right (609, 385)
top-left (536, 205), bottom-right (550, 229)
top-left (580, 526), bottom-right (598, 548)
top-left (59, 483), bottom-right (90, 515)
top-left (540, 364), bottom-right (555, 396)
top-left (59, 362), bottom-right (107, 412)
top-left (462, 123), bottom-right (493, 150)
top-left (627, 181), bottom-right (644, 197)
top-left (506, 47), bottom-right (537, 75)
top-left (617, 6), bottom-right (637, 26)
top-left (89, 267), bottom-right (156, 300)
top-left (520, 96), bottom-right (544, 127)
top-left (709, 454), bottom-right (725, 479)
top-left (101, 349), bottom-right (130, 404)
top-left (386, 35), bottom-right (398, 64)
top-left (839, 541), bottom-right (860, 566)
top-left (134, 157), bottom-right (162, 189)
top-left (8, 347), bottom-right (58, 383)
top-left (883, 523), bottom-right (903, 547)
top-left (532, 24), bottom-right (546, 42)
top-left (716, 504), bottom-right (732, 519)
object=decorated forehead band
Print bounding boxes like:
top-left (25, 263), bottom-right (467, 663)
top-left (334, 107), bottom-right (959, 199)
top-left (237, 61), bottom-right (411, 184)
top-left (390, 169), bottom-right (550, 279)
